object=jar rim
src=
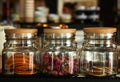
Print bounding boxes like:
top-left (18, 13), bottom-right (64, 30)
top-left (83, 27), bottom-right (116, 33)
top-left (4, 28), bottom-right (38, 34)
top-left (44, 28), bottom-right (76, 33)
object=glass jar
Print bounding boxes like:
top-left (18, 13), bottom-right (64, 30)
top-left (2, 28), bottom-right (40, 75)
top-left (79, 27), bottom-right (119, 77)
top-left (40, 29), bottom-right (79, 76)
top-left (0, 24), bottom-right (15, 74)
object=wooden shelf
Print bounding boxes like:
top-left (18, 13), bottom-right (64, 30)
top-left (0, 74), bottom-right (120, 82)
top-left (14, 21), bottom-right (100, 30)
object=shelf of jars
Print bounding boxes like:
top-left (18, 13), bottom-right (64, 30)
top-left (0, 27), bottom-right (119, 82)
top-left (0, 26), bottom-right (119, 82)
top-left (14, 21), bottom-right (101, 30)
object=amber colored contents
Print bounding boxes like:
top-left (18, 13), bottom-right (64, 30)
top-left (82, 66), bottom-right (115, 77)
top-left (5, 54), bottom-right (38, 75)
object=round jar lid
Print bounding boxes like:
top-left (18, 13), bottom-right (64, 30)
top-left (83, 27), bottom-right (116, 33)
top-left (44, 29), bottom-right (76, 33)
top-left (5, 28), bottom-right (38, 34)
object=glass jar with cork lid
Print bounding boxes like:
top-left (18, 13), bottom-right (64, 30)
top-left (79, 27), bottom-right (119, 77)
top-left (40, 28), bottom-right (79, 76)
top-left (2, 28), bottom-right (40, 75)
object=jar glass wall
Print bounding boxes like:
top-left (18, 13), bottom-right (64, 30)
top-left (40, 29), bottom-right (79, 76)
top-left (2, 29), bottom-right (40, 75)
top-left (79, 27), bottom-right (119, 77)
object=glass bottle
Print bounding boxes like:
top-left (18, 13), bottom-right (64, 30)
top-left (79, 27), bottom-right (119, 77)
top-left (40, 29), bottom-right (79, 76)
top-left (2, 28), bottom-right (40, 75)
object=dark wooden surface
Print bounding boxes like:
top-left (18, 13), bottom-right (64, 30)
top-left (0, 72), bottom-right (120, 82)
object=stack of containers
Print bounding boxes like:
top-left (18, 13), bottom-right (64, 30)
top-left (25, 0), bottom-right (34, 22)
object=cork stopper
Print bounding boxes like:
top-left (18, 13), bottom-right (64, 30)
top-left (44, 29), bottom-right (76, 33)
top-left (5, 28), bottom-right (38, 34)
top-left (83, 27), bottom-right (116, 33)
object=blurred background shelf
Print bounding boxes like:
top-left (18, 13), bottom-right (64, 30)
top-left (0, 0), bottom-right (118, 28)
top-left (14, 21), bottom-right (101, 29)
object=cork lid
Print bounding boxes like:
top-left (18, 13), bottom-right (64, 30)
top-left (5, 28), bottom-right (38, 34)
top-left (83, 27), bottom-right (116, 33)
top-left (44, 29), bottom-right (76, 33)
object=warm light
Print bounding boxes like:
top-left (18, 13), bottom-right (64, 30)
top-left (43, 24), bottom-right (48, 27)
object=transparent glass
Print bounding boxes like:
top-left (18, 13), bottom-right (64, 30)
top-left (79, 32), bottom-right (119, 77)
top-left (40, 30), bottom-right (79, 76)
top-left (2, 32), bottom-right (40, 75)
